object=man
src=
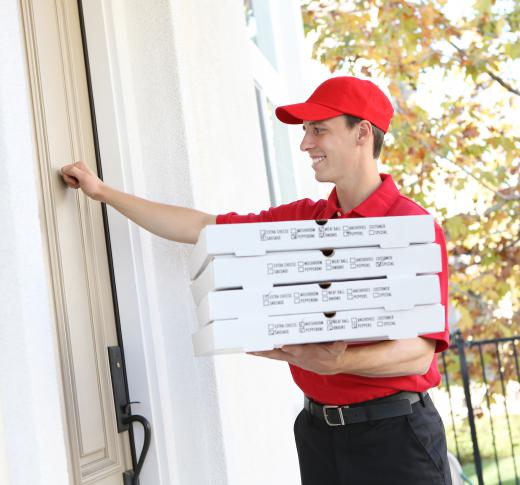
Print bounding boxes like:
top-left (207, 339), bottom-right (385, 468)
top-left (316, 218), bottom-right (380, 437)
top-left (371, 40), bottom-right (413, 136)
top-left (61, 76), bottom-right (452, 484)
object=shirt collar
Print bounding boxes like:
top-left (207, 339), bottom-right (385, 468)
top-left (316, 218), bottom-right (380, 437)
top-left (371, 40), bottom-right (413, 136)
top-left (322, 173), bottom-right (400, 218)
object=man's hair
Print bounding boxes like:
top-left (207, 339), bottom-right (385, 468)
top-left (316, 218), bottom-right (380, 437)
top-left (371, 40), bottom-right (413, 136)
top-left (344, 115), bottom-right (385, 159)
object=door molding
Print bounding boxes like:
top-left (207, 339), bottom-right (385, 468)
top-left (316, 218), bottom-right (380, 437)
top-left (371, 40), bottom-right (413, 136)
top-left (77, 1), bottom-right (164, 483)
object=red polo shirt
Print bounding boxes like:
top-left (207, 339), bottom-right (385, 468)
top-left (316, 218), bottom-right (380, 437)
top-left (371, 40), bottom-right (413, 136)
top-left (216, 173), bottom-right (449, 405)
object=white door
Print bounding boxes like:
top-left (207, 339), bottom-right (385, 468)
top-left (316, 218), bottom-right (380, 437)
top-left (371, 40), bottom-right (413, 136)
top-left (20, 0), bottom-right (134, 483)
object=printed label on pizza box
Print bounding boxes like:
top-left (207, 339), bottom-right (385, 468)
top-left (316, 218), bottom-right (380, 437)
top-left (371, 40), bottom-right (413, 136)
top-left (191, 243), bottom-right (441, 304)
top-left (192, 304), bottom-right (445, 355)
top-left (196, 274), bottom-right (440, 326)
top-left (190, 215), bottom-right (436, 279)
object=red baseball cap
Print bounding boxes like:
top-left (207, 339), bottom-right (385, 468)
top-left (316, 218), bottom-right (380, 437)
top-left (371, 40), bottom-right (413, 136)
top-left (275, 76), bottom-right (394, 133)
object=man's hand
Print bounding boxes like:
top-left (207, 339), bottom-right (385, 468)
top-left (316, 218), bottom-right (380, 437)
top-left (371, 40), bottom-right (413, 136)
top-left (60, 161), bottom-right (105, 201)
top-left (249, 341), bottom-right (348, 375)
top-left (248, 338), bottom-right (436, 377)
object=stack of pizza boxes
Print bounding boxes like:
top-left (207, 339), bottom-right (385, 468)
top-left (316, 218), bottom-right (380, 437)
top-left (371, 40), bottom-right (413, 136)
top-left (189, 216), bottom-right (444, 356)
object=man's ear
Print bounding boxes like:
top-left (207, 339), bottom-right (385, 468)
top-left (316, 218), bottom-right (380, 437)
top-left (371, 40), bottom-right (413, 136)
top-left (357, 121), bottom-right (372, 145)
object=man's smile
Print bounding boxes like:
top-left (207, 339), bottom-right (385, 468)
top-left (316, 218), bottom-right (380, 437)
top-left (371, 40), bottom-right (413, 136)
top-left (311, 155), bottom-right (326, 169)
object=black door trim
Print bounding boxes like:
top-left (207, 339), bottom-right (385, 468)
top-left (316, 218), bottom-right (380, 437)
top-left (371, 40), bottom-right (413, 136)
top-left (76, 0), bottom-right (140, 473)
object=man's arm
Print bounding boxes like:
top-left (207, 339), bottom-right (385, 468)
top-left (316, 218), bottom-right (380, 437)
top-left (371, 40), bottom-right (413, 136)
top-left (250, 337), bottom-right (436, 377)
top-left (60, 161), bottom-right (215, 243)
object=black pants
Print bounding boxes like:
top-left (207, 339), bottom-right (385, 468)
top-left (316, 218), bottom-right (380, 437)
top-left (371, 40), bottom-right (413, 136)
top-left (294, 393), bottom-right (452, 485)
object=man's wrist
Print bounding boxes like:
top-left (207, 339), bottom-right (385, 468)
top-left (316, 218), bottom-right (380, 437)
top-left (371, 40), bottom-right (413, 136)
top-left (331, 348), bottom-right (352, 375)
top-left (95, 182), bottom-right (110, 203)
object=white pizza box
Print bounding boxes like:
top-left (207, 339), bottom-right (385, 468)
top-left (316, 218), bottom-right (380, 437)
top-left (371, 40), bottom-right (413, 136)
top-left (190, 215), bottom-right (436, 279)
top-left (191, 243), bottom-right (441, 305)
top-left (192, 304), bottom-right (445, 356)
top-left (196, 274), bottom-right (440, 326)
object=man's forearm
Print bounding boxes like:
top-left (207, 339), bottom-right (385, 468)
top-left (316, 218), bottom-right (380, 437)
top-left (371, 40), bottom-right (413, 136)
top-left (337, 338), bottom-right (436, 377)
top-left (100, 184), bottom-right (216, 243)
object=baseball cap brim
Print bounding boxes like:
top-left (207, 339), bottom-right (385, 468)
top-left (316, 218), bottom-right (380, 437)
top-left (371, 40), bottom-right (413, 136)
top-left (275, 102), bottom-right (345, 124)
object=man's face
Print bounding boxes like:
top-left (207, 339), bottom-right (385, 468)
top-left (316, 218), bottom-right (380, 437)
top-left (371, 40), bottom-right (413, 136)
top-left (300, 115), bottom-right (359, 184)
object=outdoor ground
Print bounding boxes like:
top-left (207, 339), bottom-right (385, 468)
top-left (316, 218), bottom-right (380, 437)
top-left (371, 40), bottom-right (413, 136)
top-left (463, 456), bottom-right (519, 485)
top-left (445, 413), bottom-right (520, 485)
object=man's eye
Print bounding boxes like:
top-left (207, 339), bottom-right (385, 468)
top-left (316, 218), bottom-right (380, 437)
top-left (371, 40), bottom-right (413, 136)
top-left (314, 127), bottom-right (324, 134)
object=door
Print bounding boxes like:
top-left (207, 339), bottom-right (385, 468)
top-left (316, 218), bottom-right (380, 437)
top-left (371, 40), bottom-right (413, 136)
top-left (20, 1), bottom-right (134, 483)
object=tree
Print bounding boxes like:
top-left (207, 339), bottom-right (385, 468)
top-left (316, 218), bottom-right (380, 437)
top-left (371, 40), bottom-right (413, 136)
top-left (301, 0), bottom-right (520, 350)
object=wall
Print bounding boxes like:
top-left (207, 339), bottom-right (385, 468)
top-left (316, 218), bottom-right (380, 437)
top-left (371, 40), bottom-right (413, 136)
top-left (166, 1), bottom-right (306, 483)
top-left (84, 0), bottom-right (306, 483)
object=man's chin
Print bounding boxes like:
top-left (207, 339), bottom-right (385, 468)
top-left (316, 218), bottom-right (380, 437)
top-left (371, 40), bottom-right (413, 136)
top-left (314, 172), bottom-right (332, 183)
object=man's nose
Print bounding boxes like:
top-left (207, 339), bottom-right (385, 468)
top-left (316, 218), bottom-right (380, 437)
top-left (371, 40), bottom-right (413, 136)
top-left (300, 131), bottom-right (315, 152)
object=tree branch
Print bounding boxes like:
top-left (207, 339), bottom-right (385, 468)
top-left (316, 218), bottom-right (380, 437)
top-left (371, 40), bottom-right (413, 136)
top-left (421, 141), bottom-right (520, 201)
top-left (447, 40), bottom-right (520, 97)
top-left (484, 70), bottom-right (520, 96)
top-left (391, 94), bottom-right (519, 202)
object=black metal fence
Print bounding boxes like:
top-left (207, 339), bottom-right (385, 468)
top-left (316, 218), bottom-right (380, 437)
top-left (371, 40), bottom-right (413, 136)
top-left (439, 330), bottom-right (520, 485)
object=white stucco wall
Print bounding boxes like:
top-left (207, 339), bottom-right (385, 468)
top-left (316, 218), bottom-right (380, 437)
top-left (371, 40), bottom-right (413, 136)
top-left (0, 2), bottom-right (70, 484)
top-left (84, 0), bottom-right (306, 484)
top-left (172, 2), bottom-right (305, 484)
top-left (83, 1), bottom-right (227, 483)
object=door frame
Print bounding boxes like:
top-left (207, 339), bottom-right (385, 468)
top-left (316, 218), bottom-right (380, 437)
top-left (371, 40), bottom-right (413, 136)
top-left (76, 0), bottom-right (139, 476)
top-left (77, 1), bottom-right (162, 484)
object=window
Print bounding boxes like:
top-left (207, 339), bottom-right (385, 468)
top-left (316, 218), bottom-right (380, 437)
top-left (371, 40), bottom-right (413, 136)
top-left (244, 0), bottom-right (298, 205)
top-left (255, 86), bottom-right (297, 205)
top-left (244, 0), bottom-right (277, 69)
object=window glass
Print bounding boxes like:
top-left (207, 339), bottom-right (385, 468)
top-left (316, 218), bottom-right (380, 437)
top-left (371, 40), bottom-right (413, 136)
top-left (255, 86), bottom-right (297, 205)
top-left (244, 0), bottom-right (277, 69)
top-left (246, 2), bottom-right (298, 205)
top-left (265, 98), bottom-right (297, 203)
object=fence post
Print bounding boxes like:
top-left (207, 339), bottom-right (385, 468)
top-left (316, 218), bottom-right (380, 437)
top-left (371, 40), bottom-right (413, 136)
top-left (454, 329), bottom-right (484, 485)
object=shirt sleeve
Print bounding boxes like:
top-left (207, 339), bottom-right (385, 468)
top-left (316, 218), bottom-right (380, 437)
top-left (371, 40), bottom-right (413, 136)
top-left (216, 210), bottom-right (275, 225)
top-left (216, 198), bottom-right (319, 225)
top-left (419, 221), bottom-right (450, 352)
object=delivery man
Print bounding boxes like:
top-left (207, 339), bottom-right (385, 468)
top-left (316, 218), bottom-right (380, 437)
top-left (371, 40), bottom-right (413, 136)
top-left (61, 76), bottom-right (452, 485)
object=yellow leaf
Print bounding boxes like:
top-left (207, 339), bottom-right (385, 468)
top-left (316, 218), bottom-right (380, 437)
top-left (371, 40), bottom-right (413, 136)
top-left (457, 305), bottom-right (473, 331)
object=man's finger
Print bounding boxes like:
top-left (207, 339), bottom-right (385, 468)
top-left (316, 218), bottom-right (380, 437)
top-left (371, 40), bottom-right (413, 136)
top-left (250, 348), bottom-right (295, 363)
top-left (61, 166), bottom-right (80, 181)
top-left (61, 165), bottom-right (78, 175)
top-left (63, 175), bottom-right (79, 186)
top-left (280, 344), bottom-right (308, 356)
top-left (62, 161), bottom-right (88, 174)
top-left (326, 341), bottom-right (348, 354)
